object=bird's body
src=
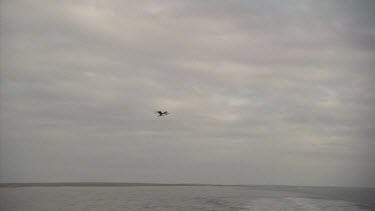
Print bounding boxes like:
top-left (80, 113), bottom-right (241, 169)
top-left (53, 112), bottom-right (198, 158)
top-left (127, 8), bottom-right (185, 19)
top-left (156, 111), bottom-right (169, 117)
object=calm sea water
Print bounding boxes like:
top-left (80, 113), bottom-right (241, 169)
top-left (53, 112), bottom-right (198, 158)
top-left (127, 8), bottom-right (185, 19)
top-left (1, 185), bottom-right (374, 211)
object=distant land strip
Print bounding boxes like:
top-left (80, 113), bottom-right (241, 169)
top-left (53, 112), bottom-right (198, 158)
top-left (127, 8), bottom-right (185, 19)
top-left (0, 183), bottom-right (237, 187)
top-left (1, 183), bottom-right (373, 190)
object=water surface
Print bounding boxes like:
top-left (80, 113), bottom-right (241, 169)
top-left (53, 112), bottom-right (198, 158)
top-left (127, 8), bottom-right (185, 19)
top-left (1, 185), bottom-right (374, 211)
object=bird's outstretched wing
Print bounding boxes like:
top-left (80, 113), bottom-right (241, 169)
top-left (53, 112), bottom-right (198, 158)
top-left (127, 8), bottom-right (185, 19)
top-left (155, 111), bottom-right (163, 115)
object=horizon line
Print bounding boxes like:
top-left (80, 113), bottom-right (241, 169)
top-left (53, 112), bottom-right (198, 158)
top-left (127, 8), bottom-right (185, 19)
top-left (1, 182), bottom-right (374, 189)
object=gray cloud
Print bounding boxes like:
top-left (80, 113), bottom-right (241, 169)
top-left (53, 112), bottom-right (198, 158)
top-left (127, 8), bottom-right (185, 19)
top-left (1, 0), bottom-right (374, 186)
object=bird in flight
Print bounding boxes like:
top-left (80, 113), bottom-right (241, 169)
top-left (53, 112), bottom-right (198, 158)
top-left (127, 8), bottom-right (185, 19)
top-left (155, 111), bottom-right (169, 117)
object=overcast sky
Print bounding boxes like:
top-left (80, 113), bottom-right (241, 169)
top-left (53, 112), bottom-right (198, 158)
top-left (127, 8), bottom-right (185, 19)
top-left (1, 0), bottom-right (374, 187)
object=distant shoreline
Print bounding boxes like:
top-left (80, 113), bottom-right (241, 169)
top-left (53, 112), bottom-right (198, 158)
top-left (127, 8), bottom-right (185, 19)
top-left (0, 183), bottom-right (236, 188)
top-left (1, 183), bottom-right (374, 189)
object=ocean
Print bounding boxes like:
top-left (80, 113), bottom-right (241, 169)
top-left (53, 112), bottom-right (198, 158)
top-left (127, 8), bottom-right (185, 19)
top-left (1, 185), bottom-right (374, 211)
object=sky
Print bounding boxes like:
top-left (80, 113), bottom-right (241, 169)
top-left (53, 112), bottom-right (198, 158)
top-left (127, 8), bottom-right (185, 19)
top-left (1, 0), bottom-right (375, 187)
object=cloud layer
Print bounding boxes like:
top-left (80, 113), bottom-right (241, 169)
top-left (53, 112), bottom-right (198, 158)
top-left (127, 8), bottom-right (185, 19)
top-left (1, 0), bottom-right (374, 186)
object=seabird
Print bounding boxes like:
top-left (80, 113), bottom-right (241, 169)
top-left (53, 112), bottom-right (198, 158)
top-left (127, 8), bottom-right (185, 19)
top-left (155, 111), bottom-right (169, 117)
